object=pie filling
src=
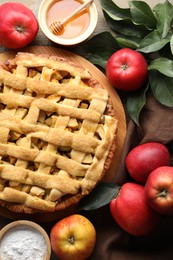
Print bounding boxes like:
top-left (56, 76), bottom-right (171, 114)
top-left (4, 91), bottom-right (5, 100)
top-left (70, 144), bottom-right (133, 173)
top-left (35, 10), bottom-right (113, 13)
top-left (0, 53), bottom-right (118, 212)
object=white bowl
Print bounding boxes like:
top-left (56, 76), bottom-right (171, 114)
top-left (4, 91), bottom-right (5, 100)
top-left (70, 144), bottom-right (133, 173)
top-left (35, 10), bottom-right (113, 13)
top-left (0, 220), bottom-right (51, 260)
top-left (38, 0), bottom-right (98, 46)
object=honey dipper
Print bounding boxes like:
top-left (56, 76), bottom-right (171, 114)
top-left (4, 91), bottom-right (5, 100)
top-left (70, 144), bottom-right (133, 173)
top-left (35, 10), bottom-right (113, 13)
top-left (49, 0), bottom-right (93, 35)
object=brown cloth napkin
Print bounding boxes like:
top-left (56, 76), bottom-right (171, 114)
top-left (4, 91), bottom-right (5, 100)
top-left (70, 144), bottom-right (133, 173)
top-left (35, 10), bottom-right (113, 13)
top-left (89, 93), bottom-right (173, 260)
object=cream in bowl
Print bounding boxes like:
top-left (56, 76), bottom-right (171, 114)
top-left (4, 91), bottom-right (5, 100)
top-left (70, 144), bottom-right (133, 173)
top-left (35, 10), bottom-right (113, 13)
top-left (38, 0), bottom-right (98, 46)
top-left (0, 220), bottom-right (51, 260)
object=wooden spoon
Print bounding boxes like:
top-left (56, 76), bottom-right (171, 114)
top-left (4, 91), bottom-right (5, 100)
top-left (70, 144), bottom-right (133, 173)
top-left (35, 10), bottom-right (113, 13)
top-left (49, 0), bottom-right (93, 35)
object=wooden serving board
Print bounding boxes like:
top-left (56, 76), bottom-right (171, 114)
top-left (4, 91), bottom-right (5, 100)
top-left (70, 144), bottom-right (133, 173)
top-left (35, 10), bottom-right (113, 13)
top-left (0, 46), bottom-right (126, 221)
top-left (0, 45), bottom-right (126, 181)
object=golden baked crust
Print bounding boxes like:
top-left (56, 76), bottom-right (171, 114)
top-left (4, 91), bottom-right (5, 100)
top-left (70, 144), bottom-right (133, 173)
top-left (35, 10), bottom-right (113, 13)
top-left (0, 52), bottom-right (118, 215)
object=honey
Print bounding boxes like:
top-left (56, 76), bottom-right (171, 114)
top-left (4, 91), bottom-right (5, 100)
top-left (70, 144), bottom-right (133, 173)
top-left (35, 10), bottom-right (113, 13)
top-left (47, 0), bottom-right (90, 38)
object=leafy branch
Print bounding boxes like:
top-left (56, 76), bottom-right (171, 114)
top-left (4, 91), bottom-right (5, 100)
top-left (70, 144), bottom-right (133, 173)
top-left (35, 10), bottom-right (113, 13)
top-left (81, 0), bottom-right (173, 125)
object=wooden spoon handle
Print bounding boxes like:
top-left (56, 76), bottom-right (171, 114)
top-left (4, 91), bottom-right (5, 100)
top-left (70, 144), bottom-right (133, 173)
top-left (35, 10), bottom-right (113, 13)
top-left (61, 0), bottom-right (93, 25)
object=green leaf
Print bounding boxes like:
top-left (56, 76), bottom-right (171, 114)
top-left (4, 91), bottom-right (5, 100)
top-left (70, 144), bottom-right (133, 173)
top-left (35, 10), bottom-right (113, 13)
top-left (137, 30), bottom-right (171, 53)
top-left (82, 32), bottom-right (120, 53)
top-left (126, 84), bottom-right (149, 125)
top-left (87, 53), bottom-right (110, 70)
top-left (116, 35), bottom-right (142, 49)
top-left (129, 0), bottom-right (157, 29)
top-left (149, 70), bottom-right (173, 106)
top-left (81, 32), bottom-right (120, 69)
top-left (99, 0), bottom-right (131, 21)
top-left (100, 0), bottom-right (149, 39)
top-left (148, 57), bottom-right (173, 77)
top-left (79, 182), bottom-right (120, 211)
top-left (170, 35), bottom-right (173, 56)
top-left (103, 10), bottom-right (149, 39)
top-left (153, 0), bottom-right (173, 38)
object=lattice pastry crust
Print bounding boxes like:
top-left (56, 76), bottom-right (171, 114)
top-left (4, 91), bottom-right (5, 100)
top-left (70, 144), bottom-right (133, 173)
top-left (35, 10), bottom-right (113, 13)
top-left (0, 52), bottom-right (118, 214)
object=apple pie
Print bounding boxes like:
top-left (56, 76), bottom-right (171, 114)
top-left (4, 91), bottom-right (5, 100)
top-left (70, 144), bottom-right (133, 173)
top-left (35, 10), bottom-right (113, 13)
top-left (0, 52), bottom-right (118, 215)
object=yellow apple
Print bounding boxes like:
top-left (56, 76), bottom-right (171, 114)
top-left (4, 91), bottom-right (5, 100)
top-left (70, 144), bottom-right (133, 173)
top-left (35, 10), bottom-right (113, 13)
top-left (50, 214), bottom-right (96, 260)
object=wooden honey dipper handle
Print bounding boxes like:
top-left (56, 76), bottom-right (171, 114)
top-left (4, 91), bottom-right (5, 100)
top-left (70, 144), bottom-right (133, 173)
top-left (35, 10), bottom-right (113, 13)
top-left (61, 0), bottom-right (93, 25)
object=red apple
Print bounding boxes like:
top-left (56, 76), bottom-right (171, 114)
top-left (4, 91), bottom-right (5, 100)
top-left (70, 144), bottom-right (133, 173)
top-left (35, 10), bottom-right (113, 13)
top-left (50, 214), bottom-right (96, 260)
top-left (0, 2), bottom-right (38, 49)
top-left (106, 48), bottom-right (148, 91)
top-left (145, 166), bottom-right (173, 215)
top-left (125, 142), bottom-right (171, 184)
top-left (110, 182), bottom-right (160, 236)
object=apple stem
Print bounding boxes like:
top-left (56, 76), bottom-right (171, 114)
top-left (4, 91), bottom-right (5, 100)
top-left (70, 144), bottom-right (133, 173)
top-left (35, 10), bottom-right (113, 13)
top-left (121, 64), bottom-right (128, 70)
top-left (15, 25), bottom-right (24, 34)
top-left (159, 189), bottom-right (168, 198)
top-left (68, 236), bottom-right (75, 244)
